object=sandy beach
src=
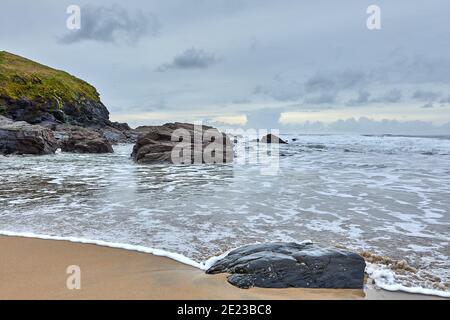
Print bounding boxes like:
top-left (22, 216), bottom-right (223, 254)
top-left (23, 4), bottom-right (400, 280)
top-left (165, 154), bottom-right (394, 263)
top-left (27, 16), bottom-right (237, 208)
top-left (0, 236), bottom-right (444, 300)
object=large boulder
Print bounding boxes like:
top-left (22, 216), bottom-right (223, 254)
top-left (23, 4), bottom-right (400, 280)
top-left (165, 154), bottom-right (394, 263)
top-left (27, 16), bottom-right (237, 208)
top-left (132, 122), bottom-right (233, 164)
top-left (0, 115), bottom-right (57, 155)
top-left (55, 125), bottom-right (113, 154)
top-left (206, 242), bottom-right (366, 289)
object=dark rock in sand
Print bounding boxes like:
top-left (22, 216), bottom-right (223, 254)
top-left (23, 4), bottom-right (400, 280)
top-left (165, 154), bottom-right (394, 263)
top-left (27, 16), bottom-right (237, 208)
top-left (132, 122), bottom-right (233, 164)
top-left (55, 125), bottom-right (113, 154)
top-left (206, 242), bottom-right (366, 289)
top-left (0, 115), bottom-right (57, 155)
top-left (259, 134), bottom-right (287, 144)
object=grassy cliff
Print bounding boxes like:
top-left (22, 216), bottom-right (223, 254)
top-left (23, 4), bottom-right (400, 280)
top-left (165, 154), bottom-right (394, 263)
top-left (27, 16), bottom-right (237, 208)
top-left (0, 51), bottom-right (100, 104)
top-left (0, 51), bottom-right (109, 126)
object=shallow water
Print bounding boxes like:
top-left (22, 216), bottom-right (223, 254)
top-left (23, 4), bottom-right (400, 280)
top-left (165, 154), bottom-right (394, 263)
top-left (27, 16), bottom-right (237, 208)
top-left (0, 135), bottom-right (449, 295)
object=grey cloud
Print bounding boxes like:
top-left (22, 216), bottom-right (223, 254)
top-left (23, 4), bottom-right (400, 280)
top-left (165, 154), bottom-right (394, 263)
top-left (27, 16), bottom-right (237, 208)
top-left (60, 4), bottom-right (160, 44)
top-left (346, 88), bottom-right (417, 106)
top-left (440, 95), bottom-right (450, 103)
top-left (245, 108), bottom-right (283, 129)
top-left (253, 85), bottom-right (301, 102)
top-left (412, 90), bottom-right (442, 102)
top-left (253, 76), bottom-right (303, 102)
top-left (255, 70), bottom-right (364, 103)
top-left (305, 70), bottom-right (366, 93)
top-left (421, 103), bottom-right (434, 109)
top-left (383, 89), bottom-right (403, 103)
top-left (252, 111), bottom-right (450, 134)
top-left (231, 98), bottom-right (252, 104)
top-left (304, 92), bottom-right (337, 105)
top-left (284, 117), bottom-right (450, 135)
top-left (304, 75), bottom-right (335, 93)
top-left (109, 98), bottom-right (167, 114)
top-left (304, 70), bottom-right (364, 104)
top-left (380, 54), bottom-right (450, 85)
top-left (157, 48), bottom-right (219, 71)
top-left (7, 0), bottom-right (448, 132)
top-left (286, 120), bottom-right (326, 132)
top-left (372, 89), bottom-right (403, 103)
top-left (347, 90), bottom-right (371, 106)
top-left (327, 117), bottom-right (448, 135)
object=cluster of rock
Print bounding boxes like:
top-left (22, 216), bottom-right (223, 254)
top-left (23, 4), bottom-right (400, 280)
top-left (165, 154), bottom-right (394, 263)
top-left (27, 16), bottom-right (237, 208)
top-left (132, 122), bottom-right (233, 164)
top-left (2, 93), bottom-right (137, 149)
top-left (0, 51), bottom-right (285, 162)
top-left (206, 242), bottom-right (366, 289)
top-left (0, 116), bottom-right (119, 155)
top-left (0, 114), bottom-right (234, 159)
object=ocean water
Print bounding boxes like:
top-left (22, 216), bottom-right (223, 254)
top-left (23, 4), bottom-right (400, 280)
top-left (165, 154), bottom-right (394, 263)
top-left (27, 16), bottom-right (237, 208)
top-left (0, 134), bottom-right (449, 297)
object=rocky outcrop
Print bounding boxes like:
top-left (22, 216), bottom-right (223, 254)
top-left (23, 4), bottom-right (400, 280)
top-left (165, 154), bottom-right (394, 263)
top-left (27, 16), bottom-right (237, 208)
top-left (259, 134), bottom-right (288, 144)
top-left (1, 95), bottom-right (111, 128)
top-left (55, 125), bottom-right (113, 154)
top-left (206, 242), bottom-right (366, 289)
top-left (132, 122), bottom-right (233, 164)
top-left (0, 51), bottom-right (111, 127)
top-left (0, 115), bottom-right (57, 155)
top-left (0, 51), bottom-right (135, 150)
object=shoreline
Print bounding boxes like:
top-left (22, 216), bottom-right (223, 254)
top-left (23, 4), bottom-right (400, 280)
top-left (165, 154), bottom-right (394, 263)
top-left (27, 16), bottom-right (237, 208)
top-left (0, 235), bottom-right (446, 300)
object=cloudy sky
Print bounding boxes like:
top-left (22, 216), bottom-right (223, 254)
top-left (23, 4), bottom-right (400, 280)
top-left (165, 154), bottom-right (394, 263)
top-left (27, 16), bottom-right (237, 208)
top-left (1, 0), bottom-right (450, 134)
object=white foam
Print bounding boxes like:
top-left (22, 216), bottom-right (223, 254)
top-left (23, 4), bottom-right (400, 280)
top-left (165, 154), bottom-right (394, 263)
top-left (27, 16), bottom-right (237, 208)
top-left (165, 185), bottom-right (176, 192)
top-left (0, 230), bottom-right (210, 270)
top-left (365, 263), bottom-right (450, 298)
top-left (203, 249), bottom-right (233, 270)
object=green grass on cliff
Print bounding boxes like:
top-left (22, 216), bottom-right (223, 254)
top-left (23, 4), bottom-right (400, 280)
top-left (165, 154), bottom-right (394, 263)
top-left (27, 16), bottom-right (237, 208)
top-left (0, 51), bottom-right (100, 105)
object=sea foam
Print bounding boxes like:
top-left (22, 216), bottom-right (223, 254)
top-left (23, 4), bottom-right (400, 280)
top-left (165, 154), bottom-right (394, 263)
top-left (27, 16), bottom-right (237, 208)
top-left (0, 230), bottom-right (208, 270)
top-left (365, 263), bottom-right (450, 298)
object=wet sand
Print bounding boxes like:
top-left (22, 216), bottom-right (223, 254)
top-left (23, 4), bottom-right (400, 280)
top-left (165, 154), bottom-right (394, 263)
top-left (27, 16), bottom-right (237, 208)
top-left (0, 236), bottom-right (444, 300)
